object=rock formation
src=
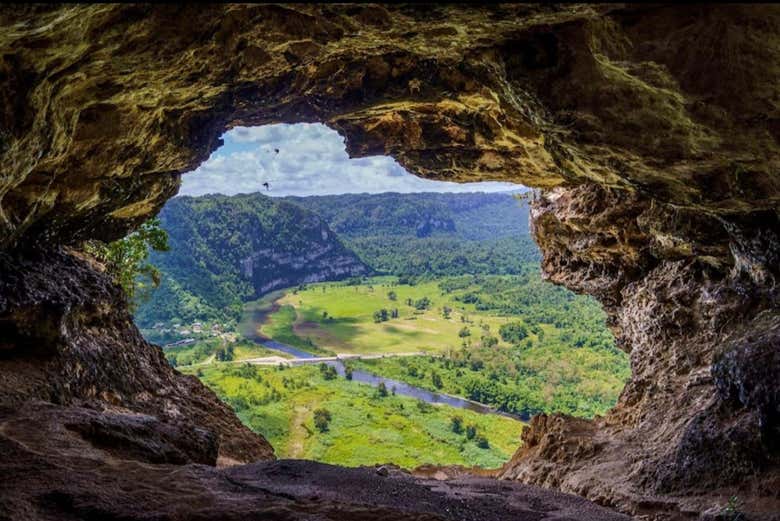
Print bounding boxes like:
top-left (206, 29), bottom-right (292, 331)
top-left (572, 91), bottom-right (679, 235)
top-left (134, 192), bottom-right (369, 328)
top-left (1, 4), bottom-right (778, 519)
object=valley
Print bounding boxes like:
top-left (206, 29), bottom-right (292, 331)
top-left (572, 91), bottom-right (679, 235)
top-left (184, 363), bottom-right (523, 468)
top-left (140, 191), bottom-right (628, 470)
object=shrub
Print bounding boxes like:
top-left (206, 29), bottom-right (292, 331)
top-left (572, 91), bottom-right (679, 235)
top-left (414, 297), bottom-right (431, 310)
top-left (499, 322), bottom-right (528, 344)
top-left (450, 415), bottom-right (464, 434)
top-left (313, 408), bottom-right (332, 433)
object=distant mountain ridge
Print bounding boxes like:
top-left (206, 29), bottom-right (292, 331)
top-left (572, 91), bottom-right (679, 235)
top-left (283, 192), bottom-right (538, 278)
top-left (281, 192), bottom-right (530, 240)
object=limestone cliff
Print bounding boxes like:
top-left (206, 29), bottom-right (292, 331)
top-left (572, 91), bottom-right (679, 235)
top-left (0, 4), bottom-right (778, 519)
top-left (135, 192), bottom-right (369, 328)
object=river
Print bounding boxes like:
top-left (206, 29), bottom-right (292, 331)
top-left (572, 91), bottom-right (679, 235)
top-left (249, 338), bottom-right (524, 421)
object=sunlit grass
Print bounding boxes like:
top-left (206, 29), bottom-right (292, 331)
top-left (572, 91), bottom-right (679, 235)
top-left (188, 363), bottom-right (524, 469)
top-left (257, 277), bottom-right (520, 355)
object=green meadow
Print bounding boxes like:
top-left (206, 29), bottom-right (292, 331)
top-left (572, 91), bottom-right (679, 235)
top-left (187, 363), bottom-right (524, 469)
top-left (249, 274), bottom-right (629, 419)
top-left (254, 276), bottom-right (518, 355)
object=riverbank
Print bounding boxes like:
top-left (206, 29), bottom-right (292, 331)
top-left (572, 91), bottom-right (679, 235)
top-left (236, 339), bottom-right (524, 420)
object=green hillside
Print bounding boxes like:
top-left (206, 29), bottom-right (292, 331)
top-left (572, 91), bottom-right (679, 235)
top-left (136, 192), bottom-right (539, 334)
top-left (284, 192), bottom-right (539, 276)
top-left (134, 193), bottom-right (368, 332)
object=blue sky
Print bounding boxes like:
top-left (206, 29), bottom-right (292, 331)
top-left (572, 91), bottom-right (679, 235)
top-left (179, 123), bottom-right (522, 197)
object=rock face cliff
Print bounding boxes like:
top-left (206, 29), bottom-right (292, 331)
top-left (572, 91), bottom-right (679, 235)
top-left (134, 193), bottom-right (368, 328)
top-left (0, 4), bottom-right (778, 519)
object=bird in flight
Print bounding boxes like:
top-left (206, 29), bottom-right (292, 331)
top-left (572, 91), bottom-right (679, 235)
top-left (262, 182), bottom-right (270, 191)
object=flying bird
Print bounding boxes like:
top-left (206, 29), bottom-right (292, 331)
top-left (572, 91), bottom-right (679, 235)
top-left (274, 148), bottom-right (279, 154)
top-left (262, 182), bottom-right (270, 191)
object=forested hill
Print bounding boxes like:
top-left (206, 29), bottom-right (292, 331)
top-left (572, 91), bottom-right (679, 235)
top-left (135, 191), bottom-right (539, 331)
top-left (281, 192), bottom-right (530, 240)
top-left (134, 193), bottom-right (368, 329)
top-left (283, 192), bottom-right (539, 277)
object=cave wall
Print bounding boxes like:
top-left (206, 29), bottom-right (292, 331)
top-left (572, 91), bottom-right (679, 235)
top-left (1, 4), bottom-right (778, 518)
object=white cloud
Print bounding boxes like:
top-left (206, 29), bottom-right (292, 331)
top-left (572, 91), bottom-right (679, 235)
top-left (179, 123), bottom-right (522, 197)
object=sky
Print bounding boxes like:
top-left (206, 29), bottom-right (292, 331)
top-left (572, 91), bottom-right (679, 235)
top-left (179, 123), bottom-right (522, 197)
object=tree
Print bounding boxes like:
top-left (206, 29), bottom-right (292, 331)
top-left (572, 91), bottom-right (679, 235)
top-left (323, 365), bottom-right (338, 380)
top-left (388, 290), bottom-right (397, 301)
top-left (481, 335), bottom-right (498, 348)
top-left (499, 322), bottom-right (529, 344)
top-left (466, 424), bottom-right (477, 440)
top-left (476, 435), bottom-right (490, 449)
top-left (85, 218), bottom-right (169, 310)
top-left (431, 371), bottom-right (443, 389)
top-left (442, 306), bottom-right (452, 319)
top-left (373, 309), bottom-right (390, 323)
top-left (414, 297), bottom-right (431, 310)
top-left (458, 327), bottom-right (471, 338)
top-left (376, 381), bottom-right (388, 398)
top-left (313, 408), bottom-right (332, 433)
top-left (450, 415), bottom-right (464, 434)
top-left (345, 366), bottom-right (353, 381)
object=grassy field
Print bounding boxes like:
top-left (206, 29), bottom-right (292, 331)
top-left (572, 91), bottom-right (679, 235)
top-left (257, 277), bottom-right (519, 355)
top-left (187, 363), bottom-right (524, 469)
top-left (250, 275), bottom-right (629, 419)
top-left (241, 290), bottom-right (334, 355)
top-left (164, 337), bottom-right (288, 367)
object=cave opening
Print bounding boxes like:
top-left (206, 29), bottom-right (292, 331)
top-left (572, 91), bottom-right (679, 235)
top-left (5, 5), bottom-right (779, 518)
top-left (130, 122), bottom-right (629, 470)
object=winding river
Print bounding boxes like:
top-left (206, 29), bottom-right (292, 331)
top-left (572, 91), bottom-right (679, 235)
top-left (248, 339), bottom-right (524, 421)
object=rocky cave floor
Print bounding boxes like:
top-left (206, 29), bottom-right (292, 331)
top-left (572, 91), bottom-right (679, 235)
top-left (0, 402), bottom-right (631, 521)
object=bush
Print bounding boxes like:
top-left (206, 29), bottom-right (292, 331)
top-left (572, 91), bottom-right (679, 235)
top-left (475, 435), bottom-right (489, 449)
top-left (450, 415), bottom-right (464, 434)
top-left (499, 322), bottom-right (528, 344)
top-left (313, 408), bottom-right (332, 433)
top-left (416, 400), bottom-right (433, 413)
top-left (414, 297), bottom-right (431, 310)
top-left (465, 424), bottom-right (477, 440)
top-left (481, 335), bottom-right (498, 348)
